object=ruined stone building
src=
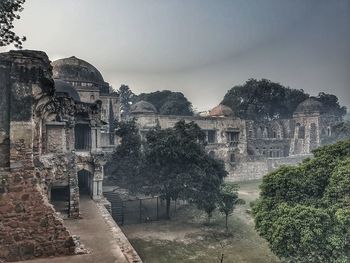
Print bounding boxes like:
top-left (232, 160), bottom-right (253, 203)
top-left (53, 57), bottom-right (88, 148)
top-left (0, 49), bottom-right (342, 262)
top-left (52, 56), bottom-right (120, 151)
top-left (45, 55), bottom-right (342, 182)
top-left (130, 98), bottom-right (341, 181)
top-left (0, 50), bottom-right (113, 261)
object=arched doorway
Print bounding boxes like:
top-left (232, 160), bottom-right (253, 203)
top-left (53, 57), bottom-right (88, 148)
top-left (50, 184), bottom-right (70, 217)
top-left (78, 169), bottom-right (92, 196)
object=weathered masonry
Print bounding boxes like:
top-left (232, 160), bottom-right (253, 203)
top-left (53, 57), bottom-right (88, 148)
top-left (130, 99), bottom-right (341, 181)
top-left (0, 51), bottom-right (75, 261)
top-left (0, 50), bottom-right (141, 263)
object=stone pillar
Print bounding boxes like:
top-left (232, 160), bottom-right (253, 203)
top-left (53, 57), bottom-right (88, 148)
top-left (96, 127), bottom-right (101, 150)
top-left (92, 162), bottom-right (103, 200)
top-left (91, 128), bottom-right (96, 152)
top-left (67, 153), bottom-right (79, 218)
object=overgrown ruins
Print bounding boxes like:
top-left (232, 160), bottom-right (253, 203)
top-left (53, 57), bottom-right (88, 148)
top-left (0, 50), bottom-right (342, 262)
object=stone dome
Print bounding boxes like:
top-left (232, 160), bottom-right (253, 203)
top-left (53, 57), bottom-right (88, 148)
top-left (131, 100), bottom-right (157, 114)
top-left (52, 56), bottom-right (104, 84)
top-left (208, 104), bottom-right (234, 117)
top-left (294, 97), bottom-right (324, 115)
top-left (54, 79), bottom-right (81, 101)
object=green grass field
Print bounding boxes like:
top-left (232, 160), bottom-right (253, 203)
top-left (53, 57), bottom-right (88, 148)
top-left (122, 180), bottom-right (279, 263)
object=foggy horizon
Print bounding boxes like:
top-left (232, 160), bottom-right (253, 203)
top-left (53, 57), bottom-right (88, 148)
top-left (1, 0), bottom-right (349, 112)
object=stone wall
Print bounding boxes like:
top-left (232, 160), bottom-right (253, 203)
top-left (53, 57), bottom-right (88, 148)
top-left (227, 155), bottom-right (310, 182)
top-left (0, 51), bottom-right (75, 262)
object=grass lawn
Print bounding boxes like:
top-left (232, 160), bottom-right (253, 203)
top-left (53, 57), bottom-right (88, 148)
top-left (122, 180), bottom-right (279, 263)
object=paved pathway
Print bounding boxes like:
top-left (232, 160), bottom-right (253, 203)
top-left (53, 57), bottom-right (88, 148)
top-left (18, 196), bottom-right (129, 263)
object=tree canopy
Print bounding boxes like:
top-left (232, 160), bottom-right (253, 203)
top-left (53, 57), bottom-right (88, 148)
top-left (117, 84), bottom-right (136, 119)
top-left (136, 90), bottom-right (193, 116)
top-left (104, 119), bottom-right (142, 189)
top-left (0, 0), bottom-right (26, 48)
top-left (221, 79), bottom-right (346, 120)
top-left (317, 92), bottom-right (347, 118)
top-left (218, 183), bottom-right (242, 230)
top-left (252, 140), bottom-right (350, 262)
top-left (142, 120), bottom-right (226, 218)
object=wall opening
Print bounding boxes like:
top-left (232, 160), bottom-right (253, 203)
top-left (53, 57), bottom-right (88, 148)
top-left (78, 169), bottom-right (92, 196)
top-left (298, 126), bottom-right (305, 139)
top-left (230, 153), bottom-right (235, 163)
top-left (50, 186), bottom-right (69, 216)
top-left (207, 130), bottom-right (216, 144)
top-left (75, 123), bottom-right (91, 150)
top-left (226, 131), bottom-right (239, 146)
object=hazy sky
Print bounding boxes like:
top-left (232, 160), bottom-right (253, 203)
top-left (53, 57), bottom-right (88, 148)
top-left (1, 0), bottom-right (349, 111)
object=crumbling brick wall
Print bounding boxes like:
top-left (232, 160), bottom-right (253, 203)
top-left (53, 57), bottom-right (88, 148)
top-left (0, 50), bottom-right (75, 262)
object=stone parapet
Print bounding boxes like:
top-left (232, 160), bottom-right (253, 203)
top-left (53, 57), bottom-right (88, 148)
top-left (96, 201), bottom-right (142, 263)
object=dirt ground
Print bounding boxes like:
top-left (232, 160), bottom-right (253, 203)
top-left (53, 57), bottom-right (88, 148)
top-left (122, 180), bottom-right (280, 263)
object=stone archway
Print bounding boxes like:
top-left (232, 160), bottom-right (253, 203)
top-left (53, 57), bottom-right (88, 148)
top-left (78, 169), bottom-right (93, 196)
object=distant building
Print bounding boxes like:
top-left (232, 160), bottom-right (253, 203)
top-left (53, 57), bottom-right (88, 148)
top-left (130, 97), bottom-right (341, 181)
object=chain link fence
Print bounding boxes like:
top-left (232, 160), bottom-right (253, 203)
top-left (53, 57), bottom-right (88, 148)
top-left (104, 190), bottom-right (186, 225)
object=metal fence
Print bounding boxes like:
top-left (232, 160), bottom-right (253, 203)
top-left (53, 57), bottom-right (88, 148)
top-left (104, 191), bottom-right (186, 225)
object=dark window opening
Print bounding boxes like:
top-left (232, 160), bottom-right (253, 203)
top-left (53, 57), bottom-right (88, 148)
top-left (78, 170), bottom-right (91, 196)
top-left (227, 131), bottom-right (239, 146)
top-left (50, 186), bottom-right (69, 216)
top-left (248, 130), bottom-right (253, 138)
top-left (75, 124), bottom-right (91, 150)
top-left (207, 130), bottom-right (216, 143)
top-left (298, 126), bottom-right (305, 139)
top-left (230, 153), bottom-right (235, 163)
top-left (209, 151), bottom-right (215, 158)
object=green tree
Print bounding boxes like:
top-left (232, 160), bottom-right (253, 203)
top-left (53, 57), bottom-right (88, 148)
top-left (142, 120), bottom-right (226, 219)
top-left (190, 155), bottom-right (227, 223)
top-left (136, 90), bottom-right (193, 116)
top-left (252, 140), bottom-right (350, 263)
top-left (0, 0), bottom-right (26, 48)
top-left (104, 119), bottom-right (142, 189)
top-left (218, 183), bottom-right (242, 230)
top-left (317, 92), bottom-right (347, 118)
top-left (221, 79), bottom-right (309, 120)
top-left (118, 85), bottom-right (135, 119)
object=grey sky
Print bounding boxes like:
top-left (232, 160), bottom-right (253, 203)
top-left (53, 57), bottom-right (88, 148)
top-left (1, 0), bottom-right (349, 111)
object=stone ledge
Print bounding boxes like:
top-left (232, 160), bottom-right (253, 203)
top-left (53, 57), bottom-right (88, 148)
top-left (95, 201), bottom-right (142, 263)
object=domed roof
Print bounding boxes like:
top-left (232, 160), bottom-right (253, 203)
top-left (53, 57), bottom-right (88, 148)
top-left (208, 104), bottom-right (234, 117)
top-left (294, 97), bottom-right (324, 115)
top-left (131, 100), bottom-right (157, 114)
top-left (52, 56), bottom-right (104, 84)
top-left (54, 79), bottom-right (81, 101)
